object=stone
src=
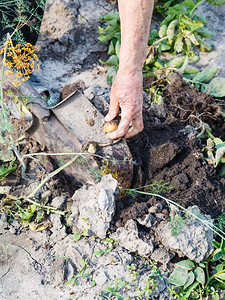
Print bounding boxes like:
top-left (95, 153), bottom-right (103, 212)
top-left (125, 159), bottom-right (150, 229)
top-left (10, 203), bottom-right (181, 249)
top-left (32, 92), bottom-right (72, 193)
top-left (155, 206), bottom-right (214, 262)
top-left (51, 196), bottom-right (67, 209)
top-left (111, 219), bottom-right (154, 257)
top-left (137, 213), bottom-right (157, 228)
top-left (151, 248), bottom-right (173, 270)
top-left (68, 175), bottom-right (118, 239)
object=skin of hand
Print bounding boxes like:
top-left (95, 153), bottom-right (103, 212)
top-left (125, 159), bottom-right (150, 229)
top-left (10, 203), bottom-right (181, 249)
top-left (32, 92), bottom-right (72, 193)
top-left (105, 0), bottom-right (154, 139)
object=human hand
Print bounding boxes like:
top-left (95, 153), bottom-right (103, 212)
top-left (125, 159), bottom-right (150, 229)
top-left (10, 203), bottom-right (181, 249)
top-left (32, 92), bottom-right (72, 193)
top-left (105, 70), bottom-right (144, 139)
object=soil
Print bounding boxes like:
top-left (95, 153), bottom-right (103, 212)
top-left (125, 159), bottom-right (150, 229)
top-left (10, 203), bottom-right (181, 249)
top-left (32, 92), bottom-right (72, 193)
top-left (112, 74), bottom-right (225, 229)
top-left (1, 0), bottom-right (225, 299)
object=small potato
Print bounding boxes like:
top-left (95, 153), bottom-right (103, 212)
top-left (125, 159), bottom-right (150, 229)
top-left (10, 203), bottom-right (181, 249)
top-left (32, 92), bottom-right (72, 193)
top-left (104, 120), bottom-right (118, 133)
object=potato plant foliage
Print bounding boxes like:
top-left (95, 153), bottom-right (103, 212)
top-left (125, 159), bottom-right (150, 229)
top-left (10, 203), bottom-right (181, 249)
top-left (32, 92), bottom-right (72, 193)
top-left (98, 0), bottom-right (225, 85)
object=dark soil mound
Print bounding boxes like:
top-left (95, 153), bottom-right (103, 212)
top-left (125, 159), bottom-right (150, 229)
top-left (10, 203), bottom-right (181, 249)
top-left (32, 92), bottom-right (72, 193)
top-left (113, 74), bottom-right (225, 229)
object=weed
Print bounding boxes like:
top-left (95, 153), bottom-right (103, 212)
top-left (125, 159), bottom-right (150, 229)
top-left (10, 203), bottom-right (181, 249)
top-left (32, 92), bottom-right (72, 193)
top-left (168, 238), bottom-right (225, 299)
top-left (94, 238), bottom-right (116, 256)
top-left (73, 229), bottom-right (89, 241)
top-left (121, 188), bottom-right (225, 241)
top-left (127, 180), bottom-right (174, 200)
top-left (203, 131), bottom-right (225, 176)
top-left (169, 213), bottom-right (187, 236)
top-left (65, 259), bottom-right (93, 286)
top-left (0, 243), bottom-right (10, 261)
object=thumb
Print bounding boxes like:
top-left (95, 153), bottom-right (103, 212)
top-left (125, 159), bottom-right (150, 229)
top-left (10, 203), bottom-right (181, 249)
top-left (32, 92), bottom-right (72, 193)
top-left (105, 90), bottom-right (120, 121)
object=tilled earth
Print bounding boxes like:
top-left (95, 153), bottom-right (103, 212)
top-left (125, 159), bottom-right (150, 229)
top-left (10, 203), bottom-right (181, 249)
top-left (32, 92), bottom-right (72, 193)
top-left (113, 74), bottom-right (225, 230)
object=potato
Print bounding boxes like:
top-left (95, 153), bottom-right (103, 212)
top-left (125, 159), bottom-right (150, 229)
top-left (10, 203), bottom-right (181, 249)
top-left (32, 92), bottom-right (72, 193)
top-left (103, 120), bottom-right (118, 133)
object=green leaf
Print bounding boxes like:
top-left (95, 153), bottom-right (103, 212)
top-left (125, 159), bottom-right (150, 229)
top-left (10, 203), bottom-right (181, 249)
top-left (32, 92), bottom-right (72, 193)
top-left (184, 271), bottom-right (195, 289)
top-left (115, 39), bottom-right (121, 57)
top-left (212, 294), bottom-right (220, 300)
top-left (167, 20), bottom-right (178, 45)
top-left (180, 16), bottom-right (203, 32)
top-left (212, 240), bottom-right (221, 249)
top-left (159, 24), bottom-right (167, 38)
top-left (174, 33), bottom-right (183, 53)
top-left (214, 139), bottom-right (224, 146)
top-left (215, 272), bottom-right (225, 280)
top-left (167, 56), bottom-right (185, 68)
top-left (194, 267), bottom-right (205, 284)
top-left (30, 204), bottom-right (37, 213)
top-left (100, 12), bottom-right (120, 22)
top-left (213, 263), bottom-right (224, 275)
top-left (98, 28), bottom-right (119, 43)
top-left (184, 65), bottom-right (199, 74)
top-left (0, 162), bottom-right (17, 180)
top-left (160, 44), bottom-right (171, 51)
top-left (214, 146), bottom-right (225, 167)
top-left (219, 165), bottom-right (225, 176)
top-left (82, 229), bottom-right (89, 237)
top-left (214, 280), bottom-right (225, 290)
top-left (213, 251), bottom-right (223, 261)
top-left (202, 77), bottom-right (225, 97)
top-left (168, 268), bottom-right (189, 286)
top-left (99, 55), bottom-right (119, 66)
top-left (73, 232), bottom-right (81, 241)
top-left (195, 28), bottom-right (214, 38)
top-left (192, 67), bottom-right (218, 83)
top-left (207, 0), bottom-right (225, 5)
top-left (107, 66), bottom-right (117, 84)
top-left (176, 260), bottom-right (195, 271)
top-left (108, 40), bottom-right (115, 54)
top-left (196, 36), bottom-right (213, 52)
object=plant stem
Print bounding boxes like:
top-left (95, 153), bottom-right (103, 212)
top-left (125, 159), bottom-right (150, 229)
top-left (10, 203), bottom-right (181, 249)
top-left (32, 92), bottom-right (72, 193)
top-left (121, 189), bottom-right (225, 240)
top-left (26, 153), bottom-right (83, 199)
top-left (189, 0), bottom-right (205, 17)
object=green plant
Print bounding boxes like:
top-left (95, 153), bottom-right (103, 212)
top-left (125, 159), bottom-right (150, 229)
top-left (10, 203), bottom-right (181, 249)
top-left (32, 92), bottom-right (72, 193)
top-left (94, 238), bottom-right (116, 255)
top-left (73, 229), bottom-right (90, 241)
top-left (0, 243), bottom-right (10, 261)
top-left (203, 131), bottom-right (225, 176)
top-left (65, 259), bottom-right (93, 286)
top-left (121, 188), bottom-right (225, 241)
top-left (98, 0), bottom-right (224, 98)
top-left (101, 280), bottom-right (125, 300)
top-left (168, 239), bottom-right (225, 299)
top-left (128, 180), bottom-right (174, 200)
top-left (169, 213), bottom-right (187, 236)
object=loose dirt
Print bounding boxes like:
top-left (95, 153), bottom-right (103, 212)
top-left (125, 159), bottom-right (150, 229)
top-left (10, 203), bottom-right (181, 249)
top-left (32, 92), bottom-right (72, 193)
top-left (1, 0), bottom-right (225, 299)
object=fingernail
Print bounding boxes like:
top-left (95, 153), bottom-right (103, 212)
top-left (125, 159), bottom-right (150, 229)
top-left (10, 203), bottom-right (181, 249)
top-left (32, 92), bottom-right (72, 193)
top-left (104, 114), bottom-right (111, 121)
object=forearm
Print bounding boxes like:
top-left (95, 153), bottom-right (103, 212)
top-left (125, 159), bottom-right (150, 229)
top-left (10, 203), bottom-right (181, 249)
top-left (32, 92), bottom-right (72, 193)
top-left (118, 0), bottom-right (154, 73)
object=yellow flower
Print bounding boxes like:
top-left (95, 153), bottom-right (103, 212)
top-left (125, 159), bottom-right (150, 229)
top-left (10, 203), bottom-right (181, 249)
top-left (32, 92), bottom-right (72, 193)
top-left (15, 71), bottom-right (23, 78)
top-left (13, 80), bottom-right (21, 87)
top-left (6, 70), bottom-right (13, 78)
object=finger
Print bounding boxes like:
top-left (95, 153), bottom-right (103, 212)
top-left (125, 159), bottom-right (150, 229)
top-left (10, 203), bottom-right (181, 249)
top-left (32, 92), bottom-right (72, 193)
top-left (105, 92), bottom-right (120, 122)
top-left (125, 116), bottom-right (144, 139)
top-left (106, 115), bottom-right (131, 139)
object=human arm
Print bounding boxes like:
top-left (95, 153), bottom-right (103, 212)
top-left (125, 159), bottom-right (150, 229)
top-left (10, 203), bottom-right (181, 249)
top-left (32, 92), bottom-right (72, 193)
top-left (105, 0), bottom-right (154, 139)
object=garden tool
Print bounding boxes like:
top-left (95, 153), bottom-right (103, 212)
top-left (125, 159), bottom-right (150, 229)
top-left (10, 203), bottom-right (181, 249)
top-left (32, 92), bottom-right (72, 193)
top-left (18, 81), bottom-right (133, 187)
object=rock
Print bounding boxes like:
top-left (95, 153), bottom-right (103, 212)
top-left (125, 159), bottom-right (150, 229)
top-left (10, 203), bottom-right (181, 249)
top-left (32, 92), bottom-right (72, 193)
top-left (49, 214), bottom-right (67, 243)
top-left (149, 102), bottom-right (167, 118)
top-left (151, 248), bottom-right (173, 270)
top-left (93, 269), bottom-right (108, 286)
top-left (68, 175), bottom-right (118, 239)
top-left (155, 206), bottom-right (214, 262)
top-left (41, 190), bottom-right (52, 201)
top-left (137, 213), bottom-right (157, 228)
top-left (51, 196), bottom-right (67, 209)
top-left (111, 220), bottom-right (154, 257)
top-left (0, 214), bottom-right (9, 234)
